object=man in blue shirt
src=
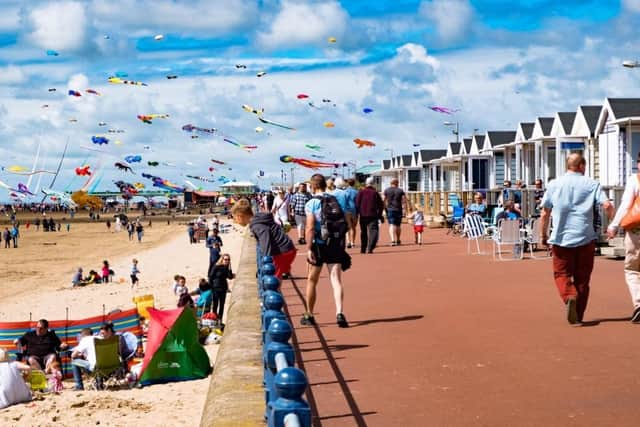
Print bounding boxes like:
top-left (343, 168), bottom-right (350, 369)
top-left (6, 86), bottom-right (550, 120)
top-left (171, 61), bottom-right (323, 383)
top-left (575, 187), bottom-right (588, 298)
top-left (540, 153), bottom-right (614, 325)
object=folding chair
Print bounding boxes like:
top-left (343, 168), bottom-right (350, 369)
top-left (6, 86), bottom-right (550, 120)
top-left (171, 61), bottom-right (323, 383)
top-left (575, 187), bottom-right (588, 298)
top-left (446, 206), bottom-right (465, 235)
top-left (492, 219), bottom-right (524, 261)
top-left (88, 336), bottom-right (123, 390)
top-left (463, 214), bottom-right (487, 254)
top-left (524, 217), bottom-right (551, 259)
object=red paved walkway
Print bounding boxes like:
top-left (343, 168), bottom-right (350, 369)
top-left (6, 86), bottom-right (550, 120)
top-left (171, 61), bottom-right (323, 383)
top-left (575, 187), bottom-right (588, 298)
top-left (281, 225), bottom-right (640, 427)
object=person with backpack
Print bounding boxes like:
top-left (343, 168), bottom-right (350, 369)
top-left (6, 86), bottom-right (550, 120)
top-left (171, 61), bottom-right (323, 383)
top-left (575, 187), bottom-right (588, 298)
top-left (301, 173), bottom-right (350, 328)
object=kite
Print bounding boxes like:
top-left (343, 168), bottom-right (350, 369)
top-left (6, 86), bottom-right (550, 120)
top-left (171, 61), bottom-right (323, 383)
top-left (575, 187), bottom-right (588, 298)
top-left (254, 126), bottom-right (264, 133)
top-left (154, 34), bottom-right (164, 41)
top-left (256, 71), bottom-right (267, 77)
top-left (75, 165), bottom-right (92, 176)
top-left (142, 173), bottom-right (161, 180)
top-left (363, 108), bottom-right (373, 114)
top-left (242, 104), bottom-right (263, 115)
top-left (108, 129), bottom-right (125, 133)
top-left (308, 101), bottom-right (321, 110)
top-left (114, 180), bottom-right (138, 198)
top-left (104, 35), bottom-right (110, 39)
top-left (354, 138), bottom-right (376, 148)
top-left (166, 75), bottom-right (178, 79)
top-left (68, 90), bottom-right (82, 97)
top-left (162, 162), bottom-right (175, 167)
top-left (137, 114), bottom-right (169, 124)
top-left (69, 118), bottom-right (78, 123)
top-left (42, 105), bottom-right (49, 108)
top-left (211, 159), bottom-right (226, 165)
top-left (48, 88), bottom-right (56, 92)
top-left (41, 188), bottom-right (76, 208)
top-left (185, 174), bottom-right (216, 183)
top-left (305, 144), bottom-right (322, 151)
top-left (143, 145), bottom-right (151, 150)
top-left (0, 181), bottom-right (34, 196)
top-left (114, 162), bottom-right (134, 173)
top-left (191, 135), bottom-right (199, 139)
top-left (124, 155), bottom-right (142, 163)
top-left (297, 94), bottom-right (309, 99)
top-left (114, 140), bottom-right (122, 145)
top-left (258, 117), bottom-right (295, 131)
top-left (5, 166), bottom-right (56, 176)
top-left (46, 50), bottom-right (59, 56)
top-left (182, 124), bottom-right (217, 135)
top-left (184, 180), bottom-right (198, 190)
top-left (85, 89), bottom-right (101, 96)
top-left (235, 64), bottom-right (247, 69)
top-left (322, 98), bottom-right (332, 103)
top-left (185, 161), bottom-right (194, 166)
top-left (428, 106), bottom-right (460, 114)
top-left (153, 178), bottom-right (184, 193)
top-left (92, 136), bottom-right (109, 145)
top-left (108, 77), bottom-right (148, 86)
top-left (328, 37), bottom-right (337, 43)
top-left (323, 121), bottom-right (335, 128)
top-left (134, 182), bottom-right (145, 189)
top-left (280, 155), bottom-right (339, 169)
top-left (147, 161), bottom-right (159, 167)
top-left (311, 154), bottom-right (325, 159)
top-left (208, 167), bottom-right (215, 172)
top-left (114, 71), bottom-right (128, 77)
top-left (223, 137), bottom-right (257, 152)
top-left (98, 122), bottom-right (107, 126)
top-left (412, 143), bottom-right (421, 147)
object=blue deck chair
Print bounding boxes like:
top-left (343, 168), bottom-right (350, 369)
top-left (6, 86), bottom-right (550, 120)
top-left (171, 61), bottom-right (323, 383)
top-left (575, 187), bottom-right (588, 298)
top-left (446, 206), bottom-right (465, 235)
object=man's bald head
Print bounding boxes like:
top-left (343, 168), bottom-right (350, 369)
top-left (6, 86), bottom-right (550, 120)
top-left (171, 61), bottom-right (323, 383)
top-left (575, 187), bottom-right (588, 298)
top-left (567, 153), bottom-right (586, 172)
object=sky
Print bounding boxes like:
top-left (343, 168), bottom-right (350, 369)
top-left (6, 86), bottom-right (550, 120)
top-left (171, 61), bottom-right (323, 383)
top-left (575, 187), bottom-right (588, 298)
top-left (1, 0), bottom-right (640, 201)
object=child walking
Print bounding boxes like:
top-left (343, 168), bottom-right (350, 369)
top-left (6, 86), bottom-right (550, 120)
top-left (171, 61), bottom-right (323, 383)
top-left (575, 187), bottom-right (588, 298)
top-left (130, 258), bottom-right (140, 289)
top-left (410, 205), bottom-right (425, 245)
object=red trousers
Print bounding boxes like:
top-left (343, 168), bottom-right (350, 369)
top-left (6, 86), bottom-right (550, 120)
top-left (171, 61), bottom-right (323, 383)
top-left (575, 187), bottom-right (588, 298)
top-left (551, 242), bottom-right (595, 321)
top-left (273, 249), bottom-right (297, 279)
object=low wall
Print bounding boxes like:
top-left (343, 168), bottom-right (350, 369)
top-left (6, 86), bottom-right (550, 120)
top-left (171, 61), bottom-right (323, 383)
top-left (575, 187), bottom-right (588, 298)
top-left (200, 233), bottom-right (264, 426)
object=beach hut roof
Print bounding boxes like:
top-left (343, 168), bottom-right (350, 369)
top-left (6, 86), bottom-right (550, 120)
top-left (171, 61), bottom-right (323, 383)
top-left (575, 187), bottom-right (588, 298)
top-left (487, 131), bottom-right (516, 147)
top-left (608, 98), bottom-right (640, 119)
top-left (580, 105), bottom-right (601, 134)
top-left (557, 112), bottom-right (576, 134)
top-left (520, 123), bottom-right (535, 140)
top-left (420, 149), bottom-right (447, 162)
top-left (538, 117), bottom-right (554, 136)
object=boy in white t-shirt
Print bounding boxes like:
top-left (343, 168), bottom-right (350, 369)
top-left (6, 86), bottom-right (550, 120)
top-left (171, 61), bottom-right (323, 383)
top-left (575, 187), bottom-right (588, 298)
top-left (409, 205), bottom-right (425, 245)
top-left (70, 328), bottom-right (96, 391)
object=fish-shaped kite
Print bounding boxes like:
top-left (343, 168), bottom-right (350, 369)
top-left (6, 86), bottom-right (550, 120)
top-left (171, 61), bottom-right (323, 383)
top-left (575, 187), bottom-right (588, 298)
top-left (137, 114), bottom-right (169, 124)
top-left (124, 155), bottom-right (142, 163)
top-left (68, 90), bottom-right (82, 97)
top-left (108, 77), bottom-right (148, 86)
top-left (258, 117), bottom-right (295, 131)
top-left (108, 129), bottom-right (125, 133)
top-left (75, 165), bottom-right (92, 176)
top-left (182, 124), bottom-right (217, 135)
top-left (223, 137), bottom-right (257, 152)
top-left (305, 144), bottom-right (323, 151)
top-left (354, 138), bottom-right (375, 148)
top-left (428, 106), bottom-right (460, 114)
top-left (280, 155), bottom-right (339, 169)
top-left (85, 89), bottom-right (101, 96)
top-left (323, 122), bottom-right (335, 128)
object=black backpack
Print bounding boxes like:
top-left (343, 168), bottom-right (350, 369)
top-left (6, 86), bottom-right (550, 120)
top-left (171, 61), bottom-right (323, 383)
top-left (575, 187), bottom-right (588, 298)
top-left (316, 194), bottom-right (347, 244)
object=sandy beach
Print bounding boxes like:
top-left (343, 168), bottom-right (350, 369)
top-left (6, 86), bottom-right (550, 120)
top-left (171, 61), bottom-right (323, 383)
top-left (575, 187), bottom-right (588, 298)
top-left (0, 216), bottom-right (245, 426)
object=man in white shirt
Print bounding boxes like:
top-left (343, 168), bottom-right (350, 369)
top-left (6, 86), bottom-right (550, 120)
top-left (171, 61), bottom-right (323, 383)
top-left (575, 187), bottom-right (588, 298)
top-left (271, 189), bottom-right (290, 226)
top-left (607, 153), bottom-right (640, 323)
top-left (71, 328), bottom-right (96, 391)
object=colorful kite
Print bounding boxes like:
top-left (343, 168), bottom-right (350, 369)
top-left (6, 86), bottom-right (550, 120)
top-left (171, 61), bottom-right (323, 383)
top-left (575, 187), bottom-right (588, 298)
top-left (305, 144), bottom-right (323, 151)
top-left (185, 174), bottom-right (216, 183)
top-left (354, 138), bottom-right (376, 148)
top-left (114, 162), bottom-right (134, 173)
top-left (46, 50), bottom-right (59, 56)
top-left (182, 124), bottom-right (217, 135)
top-left (258, 117), bottom-right (295, 131)
top-left (242, 104), bottom-right (263, 115)
top-left (297, 94), bottom-right (309, 99)
top-left (85, 89), bottom-right (101, 96)
top-left (124, 155), bottom-right (142, 163)
top-left (428, 106), bottom-right (459, 114)
top-left (137, 114), bottom-right (169, 124)
top-left (134, 182), bottom-right (145, 189)
top-left (68, 90), bottom-right (82, 97)
top-left (223, 137), bottom-right (257, 152)
top-left (108, 77), bottom-right (148, 86)
top-left (323, 121), bottom-right (335, 128)
top-left (75, 165), bottom-right (92, 176)
top-left (6, 167), bottom-right (55, 176)
top-left (92, 136), bottom-right (109, 145)
top-left (328, 37), bottom-right (337, 43)
top-left (280, 155), bottom-right (339, 169)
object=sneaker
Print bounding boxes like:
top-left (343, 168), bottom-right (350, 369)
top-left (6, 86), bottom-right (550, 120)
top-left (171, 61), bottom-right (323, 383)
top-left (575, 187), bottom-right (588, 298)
top-left (631, 306), bottom-right (640, 323)
top-left (281, 273), bottom-right (290, 280)
top-left (566, 297), bottom-right (578, 325)
top-left (347, 243), bottom-right (352, 249)
top-left (300, 313), bottom-right (316, 326)
top-left (391, 241), bottom-right (397, 246)
top-left (336, 313), bottom-right (349, 328)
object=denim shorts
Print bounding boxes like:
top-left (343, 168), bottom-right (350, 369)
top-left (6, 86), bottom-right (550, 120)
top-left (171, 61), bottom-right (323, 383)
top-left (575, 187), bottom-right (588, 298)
top-left (386, 209), bottom-right (402, 226)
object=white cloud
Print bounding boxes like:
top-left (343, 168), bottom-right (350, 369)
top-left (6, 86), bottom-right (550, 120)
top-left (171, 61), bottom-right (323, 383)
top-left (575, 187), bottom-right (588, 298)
top-left (622, 0), bottom-right (640, 13)
top-left (419, 0), bottom-right (474, 44)
top-left (257, 1), bottom-right (348, 49)
top-left (0, 65), bottom-right (26, 84)
top-left (25, 1), bottom-right (88, 51)
top-left (0, 5), bottom-right (20, 31)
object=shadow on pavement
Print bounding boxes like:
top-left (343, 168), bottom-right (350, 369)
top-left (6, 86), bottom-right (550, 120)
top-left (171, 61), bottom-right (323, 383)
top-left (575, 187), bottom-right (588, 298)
top-left (349, 314), bottom-right (424, 328)
top-left (580, 316), bottom-right (632, 327)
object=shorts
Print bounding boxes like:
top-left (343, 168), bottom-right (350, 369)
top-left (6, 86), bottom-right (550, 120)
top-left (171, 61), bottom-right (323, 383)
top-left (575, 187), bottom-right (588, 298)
top-left (386, 209), bottom-right (402, 226)
top-left (273, 248), bottom-right (297, 278)
top-left (308, 241), bottom-right (348, 268)
top-left (130, 274), bottom-right (139, 284)
top-left (28, 353), bottom-right (57, 369)
top-left (413, 225), bottom-right (424, 233)
top-left (294, 214), bottom-right (306, 227)
top-left (345, 212), bottom-right (357, 227)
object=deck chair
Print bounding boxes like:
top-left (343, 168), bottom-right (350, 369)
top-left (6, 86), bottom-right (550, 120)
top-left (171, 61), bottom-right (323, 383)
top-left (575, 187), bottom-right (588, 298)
top-left (88, 336), bottom-right (123, 390)
top-left (492, 219), bottom-right (524, 261)
top-left (524, 217), bottom-right (551, 259)
top-left (27, 370), bottom-right (47, 392)
top-left (463, 214), bottom-right (487, 254)
top-left (446, 206), bottom-right (465, 235)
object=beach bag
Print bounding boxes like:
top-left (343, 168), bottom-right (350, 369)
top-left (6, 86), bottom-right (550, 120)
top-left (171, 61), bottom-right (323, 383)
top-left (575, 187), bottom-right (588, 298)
top-left (621, 174), bottom-right (640, 231)
top-left (316, 194), bottom-right (347, 244)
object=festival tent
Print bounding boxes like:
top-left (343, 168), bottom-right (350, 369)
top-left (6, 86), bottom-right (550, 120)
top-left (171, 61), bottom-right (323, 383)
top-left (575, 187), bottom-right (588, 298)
top-left (138, 307), bottom-right (211, 386)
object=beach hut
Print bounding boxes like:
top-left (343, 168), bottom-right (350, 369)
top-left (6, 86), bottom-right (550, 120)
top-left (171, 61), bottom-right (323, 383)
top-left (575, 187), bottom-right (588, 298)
top-left (138, 307), bottom-right (211, 386)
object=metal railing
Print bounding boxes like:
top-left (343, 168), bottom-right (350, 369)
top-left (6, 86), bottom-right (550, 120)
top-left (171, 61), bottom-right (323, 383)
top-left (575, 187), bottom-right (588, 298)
top-left (257, 250), bottom-right (311, 427)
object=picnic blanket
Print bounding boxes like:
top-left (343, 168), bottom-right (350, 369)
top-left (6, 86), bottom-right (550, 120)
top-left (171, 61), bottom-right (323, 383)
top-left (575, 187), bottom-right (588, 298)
top-left (0, 308), bottom-right (142, 378)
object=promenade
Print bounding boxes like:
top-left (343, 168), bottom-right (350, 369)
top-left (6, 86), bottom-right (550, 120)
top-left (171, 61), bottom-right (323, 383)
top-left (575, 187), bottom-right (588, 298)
top-left (282, 225), bottom-right (639, 427)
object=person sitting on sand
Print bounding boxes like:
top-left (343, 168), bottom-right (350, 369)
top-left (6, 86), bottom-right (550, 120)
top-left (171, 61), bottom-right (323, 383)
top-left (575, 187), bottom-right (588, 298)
top-left (0, 348), bottom-right (32, 409)
top-left (177, 287), bottom-right (195, 309)
top-left (15, 319), bottom-right (67, 371)
top-left (84, 269), bottom-right (101, 285)
top-left (71, 267), bottom-right (84, 287)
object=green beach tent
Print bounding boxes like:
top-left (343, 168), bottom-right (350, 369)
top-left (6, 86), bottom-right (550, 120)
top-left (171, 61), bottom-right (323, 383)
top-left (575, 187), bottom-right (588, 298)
top-left (139, 307), bottom-right (211, 386)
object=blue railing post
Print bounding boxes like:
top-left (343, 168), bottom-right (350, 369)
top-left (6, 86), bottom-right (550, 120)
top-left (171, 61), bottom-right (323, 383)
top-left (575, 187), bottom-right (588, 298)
top-left (267, 367), bottom-right (311, 427)
top-left (263, 319), bottom-right (295, 414)
top-left (262, 291), bottom-right (287, 343)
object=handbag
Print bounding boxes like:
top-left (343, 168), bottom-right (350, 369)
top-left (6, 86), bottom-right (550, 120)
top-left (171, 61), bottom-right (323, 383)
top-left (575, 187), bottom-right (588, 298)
top-left (620, 174), bottom-right (640, 231)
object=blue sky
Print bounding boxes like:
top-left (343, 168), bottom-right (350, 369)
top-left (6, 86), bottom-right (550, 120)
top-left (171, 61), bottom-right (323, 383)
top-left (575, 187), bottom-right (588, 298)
top-left (1, 0), bottom-right (640, 201)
